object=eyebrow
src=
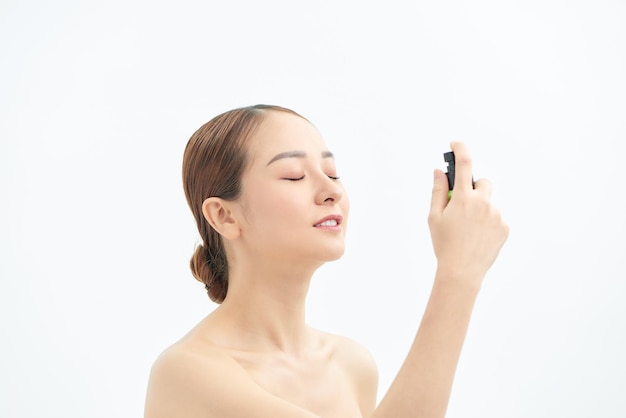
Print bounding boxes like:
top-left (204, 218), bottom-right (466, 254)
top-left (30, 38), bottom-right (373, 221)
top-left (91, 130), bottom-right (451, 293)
top-left (266, 150), bottom-right (334, 166)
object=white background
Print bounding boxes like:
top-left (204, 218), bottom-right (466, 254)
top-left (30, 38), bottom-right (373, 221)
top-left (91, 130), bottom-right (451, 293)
top-left (1, 0), bottom-right (625, 417)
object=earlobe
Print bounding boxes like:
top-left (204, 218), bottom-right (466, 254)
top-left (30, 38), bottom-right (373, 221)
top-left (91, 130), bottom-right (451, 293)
top-left (201, 197), bottom-right (241, 240)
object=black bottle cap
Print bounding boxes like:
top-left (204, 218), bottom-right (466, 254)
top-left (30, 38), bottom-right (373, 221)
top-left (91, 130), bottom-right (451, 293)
top-left (444, 151), bottom-right (455, 190)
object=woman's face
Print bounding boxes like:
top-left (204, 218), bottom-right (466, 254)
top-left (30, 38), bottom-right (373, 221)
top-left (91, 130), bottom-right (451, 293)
top-left (233, 111), bottom-right (349, 265)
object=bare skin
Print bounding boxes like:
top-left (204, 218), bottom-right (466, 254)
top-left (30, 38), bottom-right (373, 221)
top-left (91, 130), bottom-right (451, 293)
top-left (144, 111), bottom-right (509, 418)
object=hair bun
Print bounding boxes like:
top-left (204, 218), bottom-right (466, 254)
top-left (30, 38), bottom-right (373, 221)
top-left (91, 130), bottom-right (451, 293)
top-left (189, 244), bottom-right (227, 303)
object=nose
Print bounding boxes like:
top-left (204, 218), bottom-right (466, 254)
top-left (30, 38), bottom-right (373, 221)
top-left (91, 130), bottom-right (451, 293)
top-left (315, 175), bottom-right (343, 205)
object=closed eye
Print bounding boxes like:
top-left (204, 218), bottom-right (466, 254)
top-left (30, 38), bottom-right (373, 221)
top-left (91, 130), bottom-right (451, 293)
top-left (281, 174), bottom-right (340, 181)
top-left (282, 176), bottom-right (305, 181)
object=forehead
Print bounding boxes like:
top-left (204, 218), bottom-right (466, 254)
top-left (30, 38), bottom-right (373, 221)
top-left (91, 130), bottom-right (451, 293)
top-left (247, 111), bottom-right (327, 161)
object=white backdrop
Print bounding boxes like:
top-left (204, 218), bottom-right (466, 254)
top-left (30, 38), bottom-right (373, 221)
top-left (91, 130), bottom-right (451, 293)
top-left (1, 1), bottom-right (625, 417)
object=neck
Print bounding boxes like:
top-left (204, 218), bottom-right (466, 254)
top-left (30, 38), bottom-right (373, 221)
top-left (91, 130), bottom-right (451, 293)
top-left (214, 258), bottom-right (320, 355)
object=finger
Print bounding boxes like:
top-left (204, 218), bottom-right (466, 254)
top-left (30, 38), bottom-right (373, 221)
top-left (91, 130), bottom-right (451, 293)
top-left (430, 169), bottom-right (450, 215)
top-left (449, 141), bottom-right (474, 193)
top-left (473, 178), bottom-right (492, 199)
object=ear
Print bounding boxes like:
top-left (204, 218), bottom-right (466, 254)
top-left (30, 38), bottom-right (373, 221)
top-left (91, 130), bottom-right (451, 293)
top-left (201, 197), bottom-right (241, 240)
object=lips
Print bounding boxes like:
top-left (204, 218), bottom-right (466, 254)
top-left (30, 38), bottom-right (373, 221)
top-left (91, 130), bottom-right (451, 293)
top-left (314, 215), bottom-right (343, 227)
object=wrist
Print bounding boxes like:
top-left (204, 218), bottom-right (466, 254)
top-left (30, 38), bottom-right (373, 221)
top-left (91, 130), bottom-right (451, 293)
top-left (434, 265), bottom-right (484, 295)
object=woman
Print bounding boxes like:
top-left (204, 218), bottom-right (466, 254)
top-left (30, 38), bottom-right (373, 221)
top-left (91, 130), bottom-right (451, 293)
top-left (144, 104), bottom-right (509, 418)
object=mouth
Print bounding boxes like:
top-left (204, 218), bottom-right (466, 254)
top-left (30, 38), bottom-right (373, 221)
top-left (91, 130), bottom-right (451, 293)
top-left (314, 215), bottom-right (343, 228)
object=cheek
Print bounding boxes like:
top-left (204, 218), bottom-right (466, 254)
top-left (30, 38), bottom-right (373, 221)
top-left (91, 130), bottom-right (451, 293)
top-left (339, 186), bottom-right (350, 214)
top-left (341, 193), bottom-right (350, 229)
top-left (245, 186), bottom-right (305, 227)
top-left (272, 192), bottom-right (308, 223)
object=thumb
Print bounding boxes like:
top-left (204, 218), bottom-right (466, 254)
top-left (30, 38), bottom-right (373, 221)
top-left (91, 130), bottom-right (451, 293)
top-left (429, 169), bottom-right (449, 216)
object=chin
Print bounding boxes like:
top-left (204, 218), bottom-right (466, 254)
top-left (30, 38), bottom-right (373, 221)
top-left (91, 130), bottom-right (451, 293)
top-left (322, 244), bottom-right (346, 261)
top-left (290, 236), bottom-right (346, 264)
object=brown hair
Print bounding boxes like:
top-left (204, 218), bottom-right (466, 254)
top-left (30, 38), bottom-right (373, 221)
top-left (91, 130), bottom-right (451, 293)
top-left (182, 104), bottom-right (303, 303)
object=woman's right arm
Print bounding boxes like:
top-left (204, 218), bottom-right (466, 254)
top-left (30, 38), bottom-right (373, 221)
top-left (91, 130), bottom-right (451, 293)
top-left (370, 142), bottom-right (509, 418)
top-left (144, 347), bottom-right (319, 418)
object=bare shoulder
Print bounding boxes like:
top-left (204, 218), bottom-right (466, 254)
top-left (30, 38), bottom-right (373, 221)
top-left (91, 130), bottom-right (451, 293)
top-left (330, 332), bottom-right (378, 377)
top-left (144, 340), bottom-right (318, 418)
top-left (319, 331), bottom-right (379, 414)
top-left (144, 341), bottom-right (232, 418)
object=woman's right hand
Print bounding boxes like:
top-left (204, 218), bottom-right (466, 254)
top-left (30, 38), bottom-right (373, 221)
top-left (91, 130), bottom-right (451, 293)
top-left (427, 142), bottom-right (509, 288)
